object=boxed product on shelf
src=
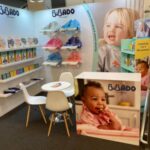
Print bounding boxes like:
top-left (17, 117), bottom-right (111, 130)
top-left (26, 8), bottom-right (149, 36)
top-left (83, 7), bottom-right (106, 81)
top-left (15, 50), bottom-right (22, 61)
top-left (14, 38), bottom-right (22, 48)
top-left (27, 49), bottom-right (33, 58)
top-left (7, 37), bottom-right (15, 49)
top-left (121, 38), bottom-right (136, 51)
top-left (24, 66), bottom-right (29, 72)
top-left (10, 70), bottom-right (17, 77)
top-left (33, 38), bottom-right (38, 45)
top-left (134, 18), bottom-right (150, 38)
top-left (32, 48), bottom-right (36, 57)
top-left (27, 38), bottom-right (34, 46)
top-left (1, 52), bottom-right (9, 64)
top-left (0, 37), bottom-right (7, 50)
top-left (21, 38), bottom-right (27, 47)
top-left (6, 72), bottom-right (11, 78)
top-left (21, 50), bottom-right (27, 60)
top-left (28, 65), bottom-right (33, 70)
top-left (8, 51), bottom-right (15, 63)
top-left (1, 73), bottom-right (7, 80)
top-left (0, 53), bottom-right (2, 64)
top-left (34, 63), bottom-right (39, 68)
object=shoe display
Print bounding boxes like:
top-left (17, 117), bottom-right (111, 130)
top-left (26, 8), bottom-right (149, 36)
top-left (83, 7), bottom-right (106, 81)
top-left (47, 52), bottom-right (62, 64)
top-left (62, 51), bottom-right (81, 65)
top-left (41, 21), bottom-right (60, 32)
top-left (43, 38), bottom-right (63, 50)
top-left (68, 19), bottom-right (80, 31)
top-left (60, 19), bottom-right (80, 31)
top-left (59, 20), bottom-right (72, 31)
top-left (62, 36), bottom-right (82, 49)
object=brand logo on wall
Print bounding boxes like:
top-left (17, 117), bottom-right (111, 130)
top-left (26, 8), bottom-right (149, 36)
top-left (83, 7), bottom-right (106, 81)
top-left (0, 5), bottom-right (19, 17)
top-left (108, 84), bottom-right (136, 92)
top-left (52, 8), bottom-right (75, 17)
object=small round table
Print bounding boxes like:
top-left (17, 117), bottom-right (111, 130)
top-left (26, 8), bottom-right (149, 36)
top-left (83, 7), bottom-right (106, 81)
top-left (41, 81), bottom-right (74, 97)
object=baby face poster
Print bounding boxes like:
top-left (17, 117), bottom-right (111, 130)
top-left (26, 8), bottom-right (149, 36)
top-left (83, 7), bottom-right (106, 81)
top-left (75, 72), bottom-right (141, 145)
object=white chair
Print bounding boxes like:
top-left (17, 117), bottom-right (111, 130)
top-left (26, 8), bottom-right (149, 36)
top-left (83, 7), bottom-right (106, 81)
top-left (19, 83), bottom-right (47, 127)
top-left (46, 91), bottom-right (73, 137)
top-left (59, 72), bottom-right (75, 99)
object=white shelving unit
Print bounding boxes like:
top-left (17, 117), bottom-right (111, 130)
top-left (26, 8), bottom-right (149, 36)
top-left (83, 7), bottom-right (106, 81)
top-left (0, 45), bottom-right (39, 52)
top-left (0, 78), bottom-right (44, 98)
top-left (0, 67), bottom-right (43, 83)
top-left (0, 56), bottom-right (42, 68)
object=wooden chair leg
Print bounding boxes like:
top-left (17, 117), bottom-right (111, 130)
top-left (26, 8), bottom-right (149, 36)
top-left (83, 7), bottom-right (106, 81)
top-left (39, 105), bottom-right (47, 124)
top-left (48, 113), bottom-right (55, 136)
top-left (26, 105), bottom-right (31, 128)
top-left (66, 112), bottom-right (73, 126)
top-left (63, 112), bottom-right (70, 137)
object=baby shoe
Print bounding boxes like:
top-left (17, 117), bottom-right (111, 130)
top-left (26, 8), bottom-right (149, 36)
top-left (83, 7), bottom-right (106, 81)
top-left (62, 51), bottom-right (81, 65)
top-left (42, 21), bottom-right (60, 32)
top-left (47, 52), bottom-right (62, 63)
top-left (68, 19), bottom-right (80, 31)
top-left (43, 38), bottom-right (63, 50)
top-left (62, 36), bottom-right (82, 49)
top-left (59, 20), bottom-right (72, 31)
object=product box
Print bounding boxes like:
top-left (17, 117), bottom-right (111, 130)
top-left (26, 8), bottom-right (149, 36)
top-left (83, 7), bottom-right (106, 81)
top-left (0, 53), bottom-right (2, 64)
top-left (121, 38), bottom-right (136, 51)
top-left (32, 48), bottom-right (36, 57)
top-left (33, 37), bottom-right (38, 45)
top-left (28, 64), bottom-right (34, 70)
top-left (0, 37), bottom-right (7, 50)
top-left (8, 51), bottom-right (15, 63)
top-left (27, 38), bottom-right (33, 46)
top-left (10, 70), bottom-right (16, 77)
top-left (7, 37), bottom-right (15, 49)
top-left (14, 38), bottom-right (22, 48)
top-left (27, 49), bottom-right (33, 58)
top-left (15, 51), bottom-right (22, 61)
top-left (6, 72), bottom-right (11, 78)
top-left (75, 72), bottom-right (141, 145)
top-left (135, 19), bottom-right (150, 38)
top-left (1, 73), bottom-right (7, 80)
top-left (21, 38), bottom-right (27, 47)
top-left (24, 66), bottom-right (29, 72)
top-left (21, 50), bottom-right (27, 60)
top-left (1, 52), bottom-right (9, 64)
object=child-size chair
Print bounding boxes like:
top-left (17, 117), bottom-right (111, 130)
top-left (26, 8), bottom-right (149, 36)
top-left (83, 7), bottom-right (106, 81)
top-left (46, 91), bottom-right (73, 137)
top-left (19, 83), bottom-right (47, 127)
top-left (59, 72), bottom-right (75, 98)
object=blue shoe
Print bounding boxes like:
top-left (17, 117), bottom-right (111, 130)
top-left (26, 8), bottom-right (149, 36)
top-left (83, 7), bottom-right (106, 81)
top-left (47, 52), bottom-right (62, 63)
top-left (60, 20), bottom-right (72, 31)
top-left (68, 19), bottom-right (80, 31)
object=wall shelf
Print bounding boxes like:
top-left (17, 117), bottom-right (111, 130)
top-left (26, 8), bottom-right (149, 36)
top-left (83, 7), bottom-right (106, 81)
top-left (121, 50), bottom-right (134, 55)
top-left (0, 56), bottom-right (42, 68)
top-left (121, 65), bottom-right (134, 72)
top-left (0, 67), bottom-right (43, 83)
top-left (0, 78), bottom-right (44, 98)
top-left (0, 45), bottom-right (39, 52)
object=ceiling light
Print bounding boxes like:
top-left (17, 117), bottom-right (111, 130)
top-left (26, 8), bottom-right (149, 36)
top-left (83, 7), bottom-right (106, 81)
top-left (30, 0), bottom-right (44, 3)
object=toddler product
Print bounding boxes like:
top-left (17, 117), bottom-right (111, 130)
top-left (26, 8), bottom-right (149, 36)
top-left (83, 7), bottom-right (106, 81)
top-left (62, 51), bottom-right (81, 65)
top-left (60, 19), bottom-right (80, 31)
top-left (43, 38), bottom-right (63, 49)
top-left (62, 36), bottom-right (82, 49)
top-left (42, 21), bottom-right (60, 32)
top-left (47, 52), bottom-right (62, 66)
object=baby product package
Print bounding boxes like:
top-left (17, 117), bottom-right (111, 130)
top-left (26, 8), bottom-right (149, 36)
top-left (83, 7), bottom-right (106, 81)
top-left (75, 72), bottom-right (141, 145)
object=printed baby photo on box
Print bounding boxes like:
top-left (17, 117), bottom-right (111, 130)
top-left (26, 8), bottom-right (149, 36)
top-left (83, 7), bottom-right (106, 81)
top-left (75, 72), bottom-right (141, 146)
